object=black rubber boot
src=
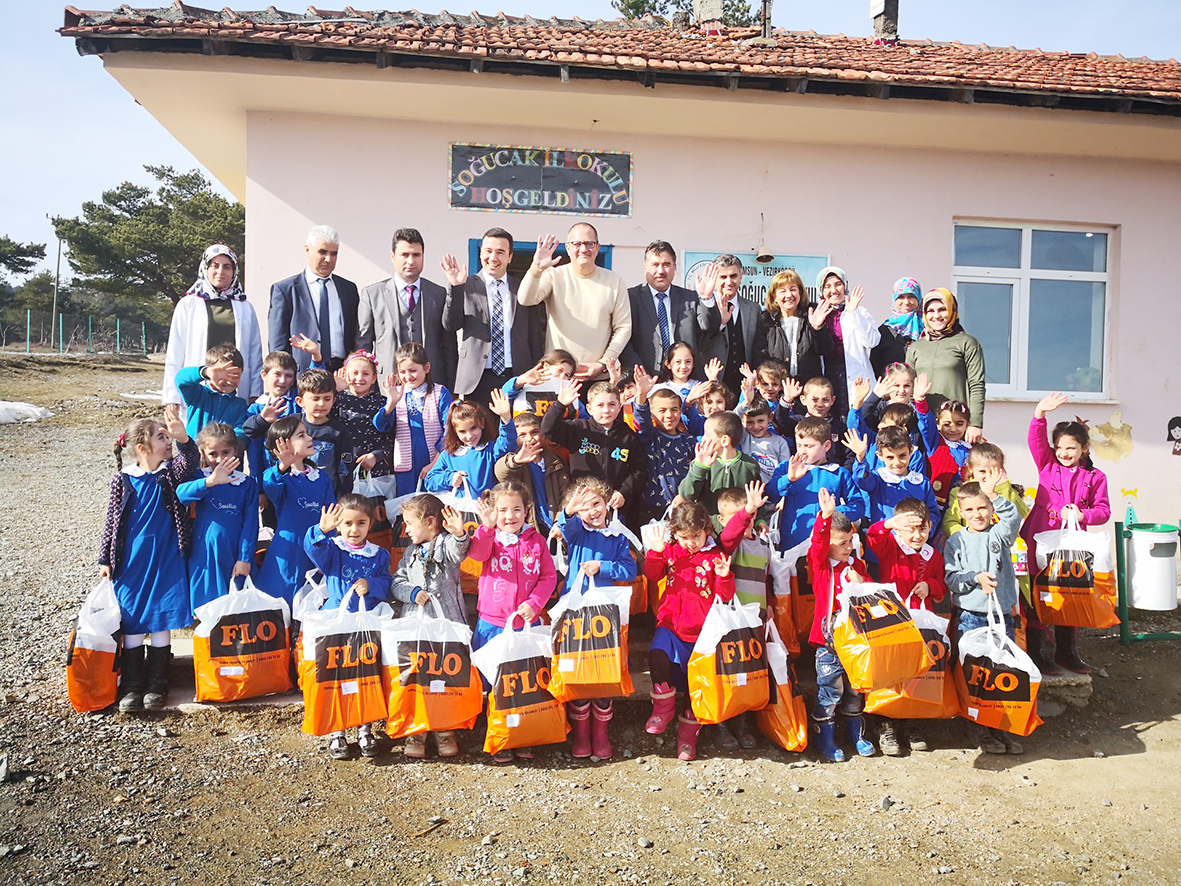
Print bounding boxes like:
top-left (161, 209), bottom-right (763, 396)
top-left (1053, 626), bottom-right (1094, 675)
top-left (118, 645), bottom-right (146, 713)
top-left (1027, 627), bottom-right (1063, 676)
top-left (143, 645), bottom-right (172, 710)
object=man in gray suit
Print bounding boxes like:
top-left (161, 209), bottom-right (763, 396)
top-left (440, 228), bottom-right (545, 402)
top-left (357, 228), bottom-right (457, 390)
top-left (698, 254), bottom-right (760, 395)
top-left (620, 240), bottom-right (719, 376)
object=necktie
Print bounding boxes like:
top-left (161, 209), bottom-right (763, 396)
top-left (489, 278), bottom-right (507, 375)
top-left (317, 277), bottom-right (331, 361)
top-left (655, 292), bottom-right (671, 352)
top-left (405, 283), bottom-right (417, 314)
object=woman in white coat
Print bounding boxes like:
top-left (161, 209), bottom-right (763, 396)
top-left (162, 244), bottom-right (262, 417)
top-left (814, 265), bottom-right (880, 417)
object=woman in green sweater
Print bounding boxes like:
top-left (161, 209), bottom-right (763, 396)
top-left (906, 288), bottom-right (987, 443)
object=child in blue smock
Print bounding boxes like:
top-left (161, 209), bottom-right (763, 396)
top-left (256, 415), bottom-right (336, 605)
top-left (246, 350), bottom-right (299, 478)
top-left (303, 494), bottom-right (392, 760)
top-left (373, 342), bottom-right (453, 497)
top-left (177, 422), bottom-right (260, 611)
top-left (99, 413), bottom-right (200, 713)
top-left (175, 344), bottom-right (251, 439)
top-left (424, 389), bottom-right (517, 498)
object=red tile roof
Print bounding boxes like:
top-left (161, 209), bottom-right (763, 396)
top-left (60, 4), bottom-right (1181, 111)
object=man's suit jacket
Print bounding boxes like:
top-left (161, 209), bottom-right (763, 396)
top-left (356, 276), bottom-right (457, 390)
top-left (267, 272), bottom-right (360, 373)
top-left (698, 296), bottom-right (761, 369)
top-left (443, 274), bottom-right (546, 397)
top-left (620, 283), bottom-right (719, 373)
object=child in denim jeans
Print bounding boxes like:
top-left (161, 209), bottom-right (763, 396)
top-left (806, 488), bottom-right (875, 763)
top-left (943, 466), bottom-right (1024, 755)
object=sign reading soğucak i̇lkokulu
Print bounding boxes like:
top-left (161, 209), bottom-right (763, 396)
top-left (449, 143), bottom-right (633, 217)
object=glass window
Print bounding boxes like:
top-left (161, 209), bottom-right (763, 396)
top-left (1031, 230), bottom-right (1107, 272)
top-left (1027, 280), bottom-right (1105, 393)
top-left (954, 225), bottom-right (1022, 269)
top-left (955, 281), bottom-right (1013, 385)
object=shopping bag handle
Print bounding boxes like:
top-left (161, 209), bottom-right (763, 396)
top-left (303, 567), bottom-right (326, 589)
top-left (1061, 507), bottom-right (1082, 534)
top-left (984, 589), bottom-right (1007, 655)
top-left (607, 509), bottom-right (644, 552)
top-left (416, 591), bottom-right (447, 621)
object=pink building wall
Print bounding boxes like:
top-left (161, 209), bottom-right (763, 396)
top-left (244, 110), bottom-right (1181, 524)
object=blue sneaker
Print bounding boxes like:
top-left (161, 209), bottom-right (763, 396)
top-left (845, 716), bottom-right (876, 757)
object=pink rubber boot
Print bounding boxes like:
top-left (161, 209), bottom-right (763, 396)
top-left (677, 711), bottom-right (701, 761)
top-left (591, 703), bottom-right (613, 759)
top-left (569, 701), bottom-right (593, 758)
top-left (645, 682), bottom-right (677, 735)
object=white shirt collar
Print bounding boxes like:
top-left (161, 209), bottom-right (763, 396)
top-left (893, 533), bottom-right (934, 560)
top-left (649, 284), bottom-right (670, 300)
top-left (330, 536), bottom-right (379, 558)
top-left (394, 273), bottom-right (420, 295)
top-left (305, 269), bottom-right (332, 287)
top-left (202, 467), bottom-right (247, 486)
top-left (875, 466), bottom-right (925, 485)
top-left (482, 270), bottom-right (507, 290)
top-left (291, 464), bottom-right (321, 480)
top-left (495, 530), bottom-right (522, 547)
top-left (122, 463), bottom-right (165, 478)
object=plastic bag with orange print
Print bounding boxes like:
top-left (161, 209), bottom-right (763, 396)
top-left (831, 581), bottom-right (934, 693)
top-left (299, 589), bottom-right (388, 736)
top-left (66, 579), bottom-right (122, 712)
top-left (688, 598), bottom-right (770, 725)
top-left (769, 513), bottom-right (813, 644)
top-left (547, 571), bottom-right (634, 702)
top-left (954, 593), bottom-right (1044, 736)
top-left (291, 569), bottom-right (327, 688)
top-left (755, 620), bottom-right (808, 752)
top-left (380, 597), bottom-right (483, 739)
top-left (1032, 512), bottom-right (1119, 629)
top-left (472, 614), bottom-right (569, 753)
top-left (865, 598), bottom-right (958, 719)
top-left (193, 577), bottom-right (293, 703)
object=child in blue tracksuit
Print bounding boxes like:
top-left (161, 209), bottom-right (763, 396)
top-left (769, 416), bottom-right (868, 552)
top-left (424, 390), bottom-right (516, 498)
top-left (246, 351), bottom-right (299, 479)
top-left (631, 365), bottom-right (703, 525)
top-left (177, 422), bottom-right (260, 611)
top-left (175, 344), bottom-right (251, 440)
top-left (847, 379), bottom-right (929, 476)
top-left (304, 494), bottom-right (392, 761)
top-left (375, 342), bottom-right (454, 497)
top-left (256, 415), bottom-right (336, 605)
top-left (847, 425), bottom-right (940, 557)
top-left (554, 476), bottom-right (638, 761)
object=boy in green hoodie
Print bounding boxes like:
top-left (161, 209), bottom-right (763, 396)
top-left (678, 411), bottom-right (761, 515)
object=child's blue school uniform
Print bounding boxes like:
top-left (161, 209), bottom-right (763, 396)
top-left (847, 398), bottom-right (928, 475)
top-left (303, 526), bottom-right (392, 612)
top-left (424, 418), bottom-right (517, 497)
top-left (851, 461), bottom-right (940, 540)
top-left (177, 469), bottom-right (261, 611)
top-left (770, 462), bottom-right (868, 550)
top-left (557, 511), bottom-right (638, 596)
top-left (246, 391), bottom-right (299, 478)
top-left (175, 366), bottom-right (251, 440)
top-left (632, 401), bottom-right (699, 510)
top-left (373, 383), bottom-right (453, 496)
top-left (257, 465), bottom-right (336, 604)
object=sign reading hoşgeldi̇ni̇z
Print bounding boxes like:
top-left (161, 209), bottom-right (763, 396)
top-left (449, 143), bottom-right (632, 217)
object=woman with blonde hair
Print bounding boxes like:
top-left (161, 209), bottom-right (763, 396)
top-left (752, 268), bottom-right (833, 382)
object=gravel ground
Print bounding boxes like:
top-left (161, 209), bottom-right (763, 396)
top-left (1, 354), bottom-right (1180, 886)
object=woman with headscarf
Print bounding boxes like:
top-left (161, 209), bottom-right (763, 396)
top-left (814, 265), bottom-right (880, 416)
top-left (752, 268), bottom-right (834, 383)
top-left (162, 244), bottom-right (263, 418)
top-left (870, 277), bottom-right (923, 378)
top-left (906, 288), bottom-right (987, 442)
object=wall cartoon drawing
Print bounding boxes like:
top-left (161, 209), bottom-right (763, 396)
top-left (1168, 417), bottom-right (1181, 456)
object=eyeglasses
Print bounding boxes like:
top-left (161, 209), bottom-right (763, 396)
top-left (566, 240), bottom-right (599, 251)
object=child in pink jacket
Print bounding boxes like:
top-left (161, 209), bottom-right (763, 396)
top-left (1020, 393), bottom-right (1111, 675)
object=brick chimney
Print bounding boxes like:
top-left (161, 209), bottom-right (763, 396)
top-left (871, 0), bottom-right (899, 41)
top-left (694, 0), bottom-right (724, 34)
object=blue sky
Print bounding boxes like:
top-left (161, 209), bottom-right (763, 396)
top-left (7, 1), bottom-right (1179, 278)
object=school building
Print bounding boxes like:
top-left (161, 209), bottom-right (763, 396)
top-left (60, 5), bottom-right (1181, 522)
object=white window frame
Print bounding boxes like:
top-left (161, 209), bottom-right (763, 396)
top-left (951, 219), bottom-right (1114, 402)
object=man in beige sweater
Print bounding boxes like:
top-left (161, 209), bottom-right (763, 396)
top-left (517, 222), bottom-right (632, 381)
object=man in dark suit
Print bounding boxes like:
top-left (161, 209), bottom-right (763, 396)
top-left (620, 240), bottom-right (719, 376)
top-left (356, 228), bottom-right (457, 390)
top-left (698, 254), bottom-right (760, 394)
top-left (267, 224), bottom-right (360, 372)
top-left (440, 228), bottom-right (545, 402)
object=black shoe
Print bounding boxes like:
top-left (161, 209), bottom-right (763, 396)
top-left (1027, 627), bottom-right (1063, 676)
top-left (118, 646), bottom-right (146, 713)
top-left (711, 723), bottom-right (740, 751)
top-left (1053, 626), bottom-right (1094, 674)
top-left (143, 645), bottom-right (172, 710)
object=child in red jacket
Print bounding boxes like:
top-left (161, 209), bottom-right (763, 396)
top-left (865, 497), bottom-right (946, 756)
top-left (808, 488), bottom-right (875, 763)
top-left (643, 500), bottom-right (737, 761)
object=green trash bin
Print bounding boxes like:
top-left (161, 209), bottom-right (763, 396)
top-left (1127, 523), bottom-right (1180, 611)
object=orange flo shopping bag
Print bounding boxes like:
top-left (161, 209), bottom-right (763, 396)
top-left (1032, 511), bottom-right (1119, 629)
top-left (865, 600), bottom-right (958, 719)
top-left (472, 614), bottom-right (569, 753)
top-left (380, 598), bottom-right (483, 739)
top-left (300, 590), bottom-right (388, 737)
top-left (831, 582), bottom-right (933, 693)
top-left (769, 513), bottom-right (813, 643)
top-left (688, 597), bottom-right (770, 725)
top-left (193, 577), bottom-right (293, 703)
top-left (66, 579), bottom-right (122, 712)
top-left (547, 571), bottom-right (634, 702)
top-left (954, 594), bottom-right (1044, 736)
top-left (291, 569), bottom-right (327, 686)
top-left (755, 620), bottom-right (807, 752)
